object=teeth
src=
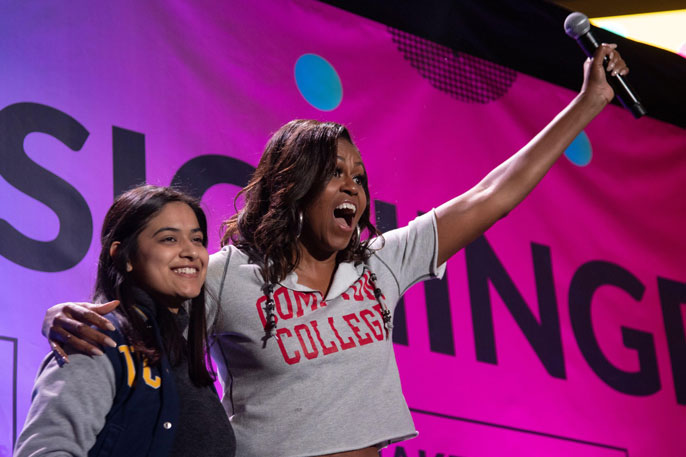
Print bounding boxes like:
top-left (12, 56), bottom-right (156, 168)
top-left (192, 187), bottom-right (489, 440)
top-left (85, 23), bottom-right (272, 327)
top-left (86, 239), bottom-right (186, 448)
top-left (335, 202), bottom-right (357, 212)
top-left (173, 267), bottom-right (198, 274)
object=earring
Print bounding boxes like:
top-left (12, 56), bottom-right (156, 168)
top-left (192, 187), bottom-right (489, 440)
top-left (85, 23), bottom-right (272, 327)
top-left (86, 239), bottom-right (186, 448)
top-left (296, 211), bottom-right (303, 239)
top-left (349, 225), bottom-right (361, 250)
top-left (126, 262), bottom-right (133, 272)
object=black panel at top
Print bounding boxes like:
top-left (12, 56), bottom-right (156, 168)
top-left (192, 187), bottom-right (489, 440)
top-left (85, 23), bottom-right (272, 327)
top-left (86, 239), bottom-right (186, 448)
top-left (320, 0), bottom-right (686, 129)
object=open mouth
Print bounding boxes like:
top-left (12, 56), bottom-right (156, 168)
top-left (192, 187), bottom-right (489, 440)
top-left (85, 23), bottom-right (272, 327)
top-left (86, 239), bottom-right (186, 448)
top-left (333, 202), bottom-right (357, 228)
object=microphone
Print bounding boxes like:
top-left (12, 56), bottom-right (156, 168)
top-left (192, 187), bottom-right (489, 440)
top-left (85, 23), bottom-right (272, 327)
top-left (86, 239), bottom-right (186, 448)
top-left (564, 12), bottom-right (646, 119)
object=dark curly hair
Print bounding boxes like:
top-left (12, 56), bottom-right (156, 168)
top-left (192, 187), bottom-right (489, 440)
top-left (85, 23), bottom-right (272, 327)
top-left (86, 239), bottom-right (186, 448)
top-left (221, 119), bottom-right (381, 285)
top-left (95, 185), bottom-right (215, 387)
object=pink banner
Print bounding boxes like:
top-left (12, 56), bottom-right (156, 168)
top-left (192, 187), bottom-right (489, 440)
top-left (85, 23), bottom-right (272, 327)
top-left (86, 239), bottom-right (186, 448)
top-left (1, 1), bottom-right (684, 455)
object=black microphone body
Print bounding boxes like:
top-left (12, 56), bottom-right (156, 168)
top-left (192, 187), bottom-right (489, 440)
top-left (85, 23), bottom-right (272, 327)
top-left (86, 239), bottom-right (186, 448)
top-left (564, 12), bottom-right (646, 119)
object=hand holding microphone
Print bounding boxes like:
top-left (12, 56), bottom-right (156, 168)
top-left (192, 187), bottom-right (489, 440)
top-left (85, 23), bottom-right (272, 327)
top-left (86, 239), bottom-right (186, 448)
top-left (581, 43), bottom-right (628, 107)
top-left (564, 12), bottom-right (646, 118)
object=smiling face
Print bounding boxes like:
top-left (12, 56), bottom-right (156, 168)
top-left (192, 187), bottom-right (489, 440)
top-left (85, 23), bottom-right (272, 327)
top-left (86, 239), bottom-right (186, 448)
top-left (300, 138), bottom-right (368, 260)
top-left (130, 201), bottom-right (209, 308)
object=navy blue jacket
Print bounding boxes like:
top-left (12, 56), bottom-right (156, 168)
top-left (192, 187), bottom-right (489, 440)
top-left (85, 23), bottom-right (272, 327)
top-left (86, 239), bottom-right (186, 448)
top-left (88, 304), bottom-right (179, 457)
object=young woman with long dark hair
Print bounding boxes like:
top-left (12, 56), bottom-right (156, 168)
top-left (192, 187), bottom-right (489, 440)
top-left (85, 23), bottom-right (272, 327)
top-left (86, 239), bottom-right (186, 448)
top-left (16, 186), bottom-right (235, 457)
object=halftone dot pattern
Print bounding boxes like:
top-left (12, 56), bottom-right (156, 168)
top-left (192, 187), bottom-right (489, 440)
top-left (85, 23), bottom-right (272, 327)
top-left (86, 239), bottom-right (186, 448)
top-left (564, 131), bottom-right (592, 166)
top-left (294, 54), bottom-right (343, 111)
top-left (388, 27), bottom-right (517, 103)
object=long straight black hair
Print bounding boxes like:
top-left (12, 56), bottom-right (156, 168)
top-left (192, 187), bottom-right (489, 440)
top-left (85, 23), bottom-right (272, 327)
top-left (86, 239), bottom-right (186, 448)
top-left (94, 185), bottom-right (215, 387)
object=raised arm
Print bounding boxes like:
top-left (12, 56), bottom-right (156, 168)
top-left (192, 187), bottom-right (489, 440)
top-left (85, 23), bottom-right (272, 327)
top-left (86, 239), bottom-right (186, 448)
top-left (435, 44), bottom-right (627, 265)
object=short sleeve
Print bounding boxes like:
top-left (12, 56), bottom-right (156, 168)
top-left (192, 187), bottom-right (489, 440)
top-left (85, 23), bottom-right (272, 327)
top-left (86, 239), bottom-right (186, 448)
top-left (369, 210), bottom-right (446, 297)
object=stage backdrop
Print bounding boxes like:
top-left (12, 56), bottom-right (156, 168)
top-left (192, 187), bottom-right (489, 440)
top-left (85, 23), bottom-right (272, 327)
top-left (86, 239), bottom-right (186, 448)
top-left (1, 1), bottom-right (685, 456)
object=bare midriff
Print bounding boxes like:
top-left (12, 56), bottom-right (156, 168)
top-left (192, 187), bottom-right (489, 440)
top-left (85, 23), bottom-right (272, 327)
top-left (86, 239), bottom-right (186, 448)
top-left (318, 446), bottom-right (380, 457)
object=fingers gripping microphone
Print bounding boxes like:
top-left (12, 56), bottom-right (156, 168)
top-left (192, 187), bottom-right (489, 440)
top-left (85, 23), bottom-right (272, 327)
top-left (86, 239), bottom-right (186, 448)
top-left (564, 12), bottom-right (646, 119)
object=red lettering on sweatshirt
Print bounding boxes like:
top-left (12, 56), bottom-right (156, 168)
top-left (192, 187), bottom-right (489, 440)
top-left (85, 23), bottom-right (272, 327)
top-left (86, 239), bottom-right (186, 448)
top-left (310, 320), bottom-right (339, 355)
top-left (342, 313), bottom-right (373, 345)
top-left (294, 324), bottom-right (319, 360)
top-left (352, 280), bottom-right (365, 301)
top-left (275, 328), bottom-right (300, 365)
top-left (275, 287), bottom-right (293, 320)
top-left (360, 309), bottom-right (384, 341)
top-left (293, 291), bottom-right (320, 317)
top-left (329, 316), bottom-right (356, 350)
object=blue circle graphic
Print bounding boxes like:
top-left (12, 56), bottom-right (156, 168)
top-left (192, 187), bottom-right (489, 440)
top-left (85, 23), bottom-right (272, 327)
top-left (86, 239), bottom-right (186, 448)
top-left (294, 54), bottom-right (342, 111)
top-left (564, 131), bottom-right (592, 166)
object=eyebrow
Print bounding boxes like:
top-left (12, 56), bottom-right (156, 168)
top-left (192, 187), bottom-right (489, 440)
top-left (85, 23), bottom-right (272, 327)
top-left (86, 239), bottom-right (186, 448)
top-left (336, 156), bottom-right (365, 168)
top-left (152, 227), bottom-right (203, 236)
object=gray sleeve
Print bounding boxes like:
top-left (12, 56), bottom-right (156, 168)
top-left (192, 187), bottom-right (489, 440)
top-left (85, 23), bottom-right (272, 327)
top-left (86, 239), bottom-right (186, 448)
top-left (370, 210), bottom-right (446, 296)
top-left (14, 351), bottom-right (117, 457)
top-left (205, 248), bottom-right (231, 330)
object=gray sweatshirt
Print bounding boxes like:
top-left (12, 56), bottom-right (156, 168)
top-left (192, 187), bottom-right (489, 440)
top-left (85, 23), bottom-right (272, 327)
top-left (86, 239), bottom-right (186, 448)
top-left (206, 210), bottom-right (445, 457)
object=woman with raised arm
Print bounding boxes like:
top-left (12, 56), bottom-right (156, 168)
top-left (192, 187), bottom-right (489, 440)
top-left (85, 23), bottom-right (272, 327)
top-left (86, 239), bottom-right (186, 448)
top-left (16, 186), bottom-right (235, 457)
top-left (42, 44), bottom-right (627, 457)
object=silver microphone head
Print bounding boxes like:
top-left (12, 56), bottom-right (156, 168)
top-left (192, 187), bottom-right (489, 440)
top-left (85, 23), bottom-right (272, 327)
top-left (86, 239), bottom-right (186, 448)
top-left (564, 12), bottom-right (590, 39)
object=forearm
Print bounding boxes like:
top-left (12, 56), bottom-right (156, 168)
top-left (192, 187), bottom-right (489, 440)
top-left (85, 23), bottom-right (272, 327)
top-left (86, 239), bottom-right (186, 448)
top-left (479, 91), bottom-right (607, 214)
top-left (435, 92), bottom-right (608, 264)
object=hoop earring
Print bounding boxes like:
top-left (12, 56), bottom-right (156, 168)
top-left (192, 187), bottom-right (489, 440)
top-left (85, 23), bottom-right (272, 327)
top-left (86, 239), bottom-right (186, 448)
top-left (296, 211), bottom-right (303, 239)
top-left (349, 225), bottom-right (361, 251)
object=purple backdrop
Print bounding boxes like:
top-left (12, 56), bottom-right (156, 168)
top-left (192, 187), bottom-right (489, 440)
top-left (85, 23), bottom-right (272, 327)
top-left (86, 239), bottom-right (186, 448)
top-left (1, 1), bottom-right (685, 456)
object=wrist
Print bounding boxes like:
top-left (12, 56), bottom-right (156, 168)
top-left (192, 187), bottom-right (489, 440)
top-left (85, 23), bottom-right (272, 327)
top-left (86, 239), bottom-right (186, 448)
top-left (575, 90), bottom-right (610, 115)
